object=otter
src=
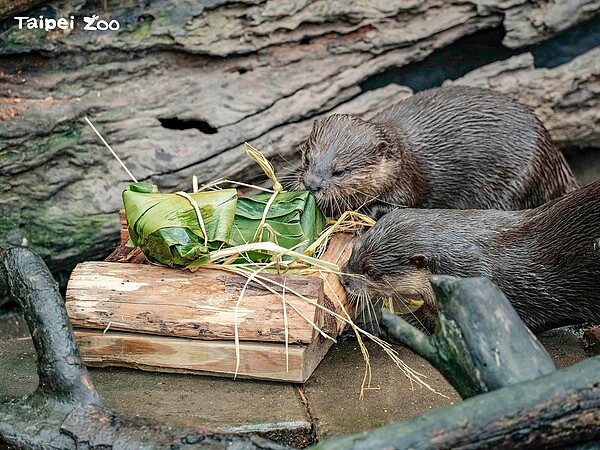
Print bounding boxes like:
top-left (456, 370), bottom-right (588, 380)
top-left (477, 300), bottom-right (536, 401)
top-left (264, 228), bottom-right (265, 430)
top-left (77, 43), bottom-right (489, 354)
top-left (340, 179), bottom-right (600, 334)
top-left (295, 85), bottom-right (579, 218)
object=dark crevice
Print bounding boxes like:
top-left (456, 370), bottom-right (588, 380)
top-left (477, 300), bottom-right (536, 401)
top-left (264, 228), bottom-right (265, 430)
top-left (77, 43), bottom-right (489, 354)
top-left (158, 117), bottom-right (218, 134)
top-left (360, 14), bottom-right (600, 94)
top-left (531, 14), bottom-right (600, 69)
top-left (563, 148), bottom-right (600, 186)
top-left (360, 26), bottom-right (516, 93)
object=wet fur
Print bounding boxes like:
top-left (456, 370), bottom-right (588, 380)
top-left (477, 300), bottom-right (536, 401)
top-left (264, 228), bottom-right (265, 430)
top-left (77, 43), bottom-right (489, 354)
top-left (341, 180), bottom-right (600, 333)
top-left (296, 86), bottom-right (579, 218)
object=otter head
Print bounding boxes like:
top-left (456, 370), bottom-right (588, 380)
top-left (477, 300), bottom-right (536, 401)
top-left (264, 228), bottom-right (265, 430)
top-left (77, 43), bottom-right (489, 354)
top-left (297, 114), bottom-right (398, 217)
top-left (340, 209), bottom-right (483, 329)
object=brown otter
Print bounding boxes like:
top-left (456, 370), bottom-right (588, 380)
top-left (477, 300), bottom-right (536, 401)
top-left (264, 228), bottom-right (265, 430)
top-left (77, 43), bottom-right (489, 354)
top-left (340, 179), bottom-right (600, 333)
top-left (295, 86), bottom-right (579, 218)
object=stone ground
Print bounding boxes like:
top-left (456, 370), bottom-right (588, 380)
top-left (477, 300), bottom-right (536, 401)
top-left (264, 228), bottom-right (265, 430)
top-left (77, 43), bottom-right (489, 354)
top-left (0, 310), bottom-right (592, 447)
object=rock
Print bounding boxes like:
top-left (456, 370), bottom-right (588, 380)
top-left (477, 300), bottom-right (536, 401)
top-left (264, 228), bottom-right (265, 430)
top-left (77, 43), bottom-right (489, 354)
top-left (447, 48), bottom-right (600, 150)
top-left (0, 1), bottom-right (598, 282)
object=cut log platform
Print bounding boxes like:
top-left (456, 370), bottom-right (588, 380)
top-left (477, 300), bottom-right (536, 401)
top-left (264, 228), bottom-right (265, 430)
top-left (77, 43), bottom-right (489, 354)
top-left (66, 228), bottom-right (355, 382)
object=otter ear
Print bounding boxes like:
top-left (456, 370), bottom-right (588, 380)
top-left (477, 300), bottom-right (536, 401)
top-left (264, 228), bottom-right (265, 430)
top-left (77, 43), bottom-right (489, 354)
top-left (410, 254), bottom-right (428, 269)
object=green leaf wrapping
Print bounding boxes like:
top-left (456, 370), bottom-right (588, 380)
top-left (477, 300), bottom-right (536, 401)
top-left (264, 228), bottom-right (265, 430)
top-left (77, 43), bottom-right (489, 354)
top-left (122, 184), bottom-right (326, 267)
top-left (230, 191), bottom-right (326, 261)
top-left (123, 183), bottom-right (238, 267)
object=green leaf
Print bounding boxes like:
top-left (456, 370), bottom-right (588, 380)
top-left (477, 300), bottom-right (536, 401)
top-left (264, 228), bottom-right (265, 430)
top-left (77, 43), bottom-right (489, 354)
top-left (122, 184), bottom-right (326, 267)
top-left (122, 184), bottom-right (238, 267)
top-left (230, 191), bottom-right (326, 261)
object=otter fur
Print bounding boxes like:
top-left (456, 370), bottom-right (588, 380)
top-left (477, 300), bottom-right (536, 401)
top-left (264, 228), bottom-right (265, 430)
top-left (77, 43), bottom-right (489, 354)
top-left (340, 179), bottom-right (600, 333)
top-left (296, 86), bottom-right (579, 218)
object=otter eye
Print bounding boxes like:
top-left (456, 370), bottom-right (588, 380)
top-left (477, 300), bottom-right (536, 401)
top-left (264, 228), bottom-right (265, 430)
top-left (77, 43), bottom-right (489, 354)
top-left (365, 268), bottom-right (376, 278)
top-left (376, 142), bottom-right (387, 152)
top-left (410, 254), bottom-right (428, 269)
top-left (332, 168), bottom-right (348, 177)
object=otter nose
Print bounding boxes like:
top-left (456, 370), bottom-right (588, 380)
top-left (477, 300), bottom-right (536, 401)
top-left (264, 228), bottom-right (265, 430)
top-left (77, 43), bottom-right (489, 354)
top-left (303, 173), bottom-right (323, 193)
top-left (339, 271), bottom-right (352, 289)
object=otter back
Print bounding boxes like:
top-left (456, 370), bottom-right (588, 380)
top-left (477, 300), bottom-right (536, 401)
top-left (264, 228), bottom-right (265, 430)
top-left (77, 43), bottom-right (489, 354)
top-left (298, 86), bottom-right (579, 218)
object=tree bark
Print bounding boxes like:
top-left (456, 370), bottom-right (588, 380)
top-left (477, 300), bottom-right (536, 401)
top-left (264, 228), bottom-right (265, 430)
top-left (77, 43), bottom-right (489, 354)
top-left (381, 276), bottom-right (557, 399)
top-left (1, 1), bottom-right (598, 282)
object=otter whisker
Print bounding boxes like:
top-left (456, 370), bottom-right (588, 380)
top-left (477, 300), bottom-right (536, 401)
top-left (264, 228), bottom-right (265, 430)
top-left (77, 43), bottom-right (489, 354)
top-left (378, 278), bottom-right (431, 336)
top-left (391, 292), bottom-right (431, 336)
top-left (267, 139), bottom-right (295, 168)
top-left (364, 293), bottom-right (381, 334)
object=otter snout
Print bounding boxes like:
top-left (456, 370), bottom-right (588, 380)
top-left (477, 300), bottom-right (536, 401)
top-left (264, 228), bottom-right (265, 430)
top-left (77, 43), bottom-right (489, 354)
top-left (339, 265), bottom-right (366, 294)
top-left (339, 271), bottom-right (351, 289)
top-left (302, 172), bottom-right (325, 194)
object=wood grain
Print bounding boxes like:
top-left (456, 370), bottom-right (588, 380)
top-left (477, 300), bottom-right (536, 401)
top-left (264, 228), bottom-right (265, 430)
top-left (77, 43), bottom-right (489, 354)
top-left (75, 329), bottom-right (334, 383)
top-left (67, 264), bottom-right (323, 344)
top-left (67, 233), bottom-right (356, 343)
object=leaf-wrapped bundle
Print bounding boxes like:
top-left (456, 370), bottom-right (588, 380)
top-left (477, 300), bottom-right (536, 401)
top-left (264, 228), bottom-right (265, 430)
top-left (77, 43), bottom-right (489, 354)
top-left (123, 184), bottom-right (326, 267)
top-left (123, 183), bottom-right (238, 267)
top-left (231, 191), bottom-right (326, 260)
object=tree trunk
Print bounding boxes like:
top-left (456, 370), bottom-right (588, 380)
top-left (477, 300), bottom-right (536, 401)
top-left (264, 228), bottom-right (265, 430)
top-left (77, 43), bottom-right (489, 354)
top-left (1, 1), bottom-right (598, 283)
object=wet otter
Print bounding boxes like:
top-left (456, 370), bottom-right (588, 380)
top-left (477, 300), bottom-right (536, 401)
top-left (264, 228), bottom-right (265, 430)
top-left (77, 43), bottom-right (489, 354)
top-left (296, 86), bottom-right (579, 218)
top-left (340, 179), bottom-right (600, 333)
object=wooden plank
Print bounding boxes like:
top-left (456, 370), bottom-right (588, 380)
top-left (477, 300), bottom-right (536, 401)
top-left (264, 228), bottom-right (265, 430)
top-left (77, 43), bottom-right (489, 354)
top-left (314, 233), bottom-right (356, 335)
top-left (75, 329), bottom-right (334, 383)
top-left (69, 233), bottom-right (356, 342)
top-left (66, 264), bottom-right (322, 344)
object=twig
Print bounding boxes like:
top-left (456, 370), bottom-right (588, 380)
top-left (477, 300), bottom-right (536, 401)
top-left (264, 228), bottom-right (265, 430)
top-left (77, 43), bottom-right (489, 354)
top-left (84, 116), bottom-right (138, 183)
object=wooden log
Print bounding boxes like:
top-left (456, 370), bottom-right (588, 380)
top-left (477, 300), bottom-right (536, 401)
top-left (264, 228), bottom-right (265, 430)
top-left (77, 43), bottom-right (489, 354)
top-left (118, 212), bottom-right (356, 337)
top-left (66, 263), bottom-right (324, 344)
top-left (75, 330), bottom-right (334, 383)
top-left (315, 233), bottom-right (356, 336)
top-left (66, 233), bottom-right (354, 344)
top-left (381, 276), bottom-right (557, 399)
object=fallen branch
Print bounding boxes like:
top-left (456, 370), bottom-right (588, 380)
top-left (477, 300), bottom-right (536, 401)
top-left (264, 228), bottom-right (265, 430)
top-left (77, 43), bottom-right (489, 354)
top-left (313, 356), bottom-right (600, 450)
top-left (313, 276), bottom-right (600, 449)
top-left (381, 276), bottom-right (557, 398)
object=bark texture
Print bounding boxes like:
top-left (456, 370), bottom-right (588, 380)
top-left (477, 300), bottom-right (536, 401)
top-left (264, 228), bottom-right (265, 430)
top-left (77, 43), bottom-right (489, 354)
top-left (381, 276), bottom-right (557, 399)
top-left (0, 0), bottom-right (598, 282)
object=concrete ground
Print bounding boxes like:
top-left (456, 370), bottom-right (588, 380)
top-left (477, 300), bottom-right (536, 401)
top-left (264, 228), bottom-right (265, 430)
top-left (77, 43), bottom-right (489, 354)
top-left (0, 310), bottom-right (591, 447)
